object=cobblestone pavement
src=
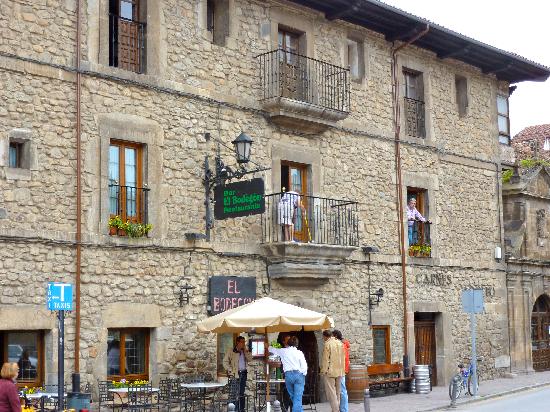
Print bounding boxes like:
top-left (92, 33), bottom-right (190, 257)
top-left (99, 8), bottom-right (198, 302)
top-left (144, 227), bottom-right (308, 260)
top-left (309, 371), bottom-right (550, 412)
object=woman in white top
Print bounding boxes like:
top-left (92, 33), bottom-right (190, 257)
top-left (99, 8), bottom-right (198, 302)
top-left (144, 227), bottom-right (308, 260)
top-left (269, 336), bottom-right (308, 412)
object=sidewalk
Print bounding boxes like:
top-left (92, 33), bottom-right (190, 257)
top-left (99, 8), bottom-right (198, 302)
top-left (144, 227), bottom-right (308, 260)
top-left (311, 371), bottom-right (550, 412)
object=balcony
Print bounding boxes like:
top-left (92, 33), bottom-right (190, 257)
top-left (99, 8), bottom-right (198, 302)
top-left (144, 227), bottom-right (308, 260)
top-left (404, 97), bottom-right (426, 138)
top-left (260, 193), bottom-right (359, 286)
top-left (257, 49), bottom-right (351, 133)
top-left (408, 221), bottom-right (431, 258)
top-left (108, 184), bottom-right (151, 237)
top-left (109, 14), bottom-right (146, 74)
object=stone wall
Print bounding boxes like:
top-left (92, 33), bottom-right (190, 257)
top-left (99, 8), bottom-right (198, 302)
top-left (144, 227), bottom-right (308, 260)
top-left (0, 0), bottom-right (513, 390)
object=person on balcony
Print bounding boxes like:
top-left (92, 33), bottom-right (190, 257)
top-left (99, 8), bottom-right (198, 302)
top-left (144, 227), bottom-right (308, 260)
top-left (407, 197), bottom-right (428, 245)
top-left (278, 190), bottom-right (305, 242)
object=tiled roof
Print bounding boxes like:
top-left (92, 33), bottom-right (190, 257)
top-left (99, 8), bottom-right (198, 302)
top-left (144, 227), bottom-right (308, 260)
top-left (513, 124), bottom-right (550, 142)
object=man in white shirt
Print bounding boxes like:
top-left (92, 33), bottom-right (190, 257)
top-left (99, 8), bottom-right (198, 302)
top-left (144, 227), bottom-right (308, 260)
top-left (269, 336), bottom-right (308, 412)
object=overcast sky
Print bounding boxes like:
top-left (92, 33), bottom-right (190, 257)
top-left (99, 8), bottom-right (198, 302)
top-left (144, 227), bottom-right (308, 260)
top-left (381, 0), bottom-right (550, 136)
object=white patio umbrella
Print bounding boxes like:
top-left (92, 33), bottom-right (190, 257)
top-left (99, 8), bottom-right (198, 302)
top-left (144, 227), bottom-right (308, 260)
top-left (196, 297), bottom-right (333, 411)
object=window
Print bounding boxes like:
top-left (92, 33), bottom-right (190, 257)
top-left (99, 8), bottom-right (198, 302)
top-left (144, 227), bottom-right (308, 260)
top-left (372, 326), bottom-right (390, 364)
top-left (281, 161), bottom-right (309, 242)
top-left (403, 70), bottom-right (425, 138)
top-left (250, 339), bottom-right (265, 358)
top-left (497, 95), bottom-right (510, 145)
top-left (345, 39), bottom-right (364, 82)
top-left (8, 142), bottom-right (23, 168)
top-left (217, 333), bottom-right (237, 376)
top-left (109, 0), bottom-right (146, 73)
top-left (455, 75), bottom-right (468, 117)
top-left (109, 140), bottom-right (146, 223)
top-left (1, 331), bottom-right (44, 388)
top-left (278, 27), bottom-right (301, 65)
top-left (407, 188), bottom-right (431, 256)
top-left (107, 329), bottom-right (149, 381)
top-left (206, 0), bottom-right (229, 46)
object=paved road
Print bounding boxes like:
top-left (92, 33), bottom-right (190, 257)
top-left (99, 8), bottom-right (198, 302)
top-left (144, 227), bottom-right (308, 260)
top-left (454, 387), bottom-right (550, 411)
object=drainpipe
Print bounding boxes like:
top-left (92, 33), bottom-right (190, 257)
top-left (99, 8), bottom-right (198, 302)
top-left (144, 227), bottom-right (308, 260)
top-left (74, 0), bottom-right (82, 386)
top-left (391, 24), bottom-right (430, 377)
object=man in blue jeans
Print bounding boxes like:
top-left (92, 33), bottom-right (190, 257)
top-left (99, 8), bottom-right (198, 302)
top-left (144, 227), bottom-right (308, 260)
top-left (333, 330), bottom-right (349, 412)
top-left (269, 336), bottom-right (308, 412)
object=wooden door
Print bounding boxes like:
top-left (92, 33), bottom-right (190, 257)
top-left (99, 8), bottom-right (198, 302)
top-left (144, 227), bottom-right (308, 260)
top-left (281, 162), bottom-right (308, 242)
top-left (297, 331), bottom-right (319, 403)
top-left (532, 295), bottom-right (550, 371)
top-left (278, 28), bottom-right (307, 101)
top-left (117, 0), bottom-right (141, 73)
top-left (415, 318), bottom-right (437, 385)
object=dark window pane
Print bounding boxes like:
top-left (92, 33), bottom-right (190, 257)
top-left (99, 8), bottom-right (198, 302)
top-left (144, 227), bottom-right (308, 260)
top-left (125, 331), bottom-right (146, 375)
top-left (373, 328), bottom-right (388, 364)
top-left (8, 332), bottom-right (38, 380)
top-left (107, 330), bottom-right (121, 376)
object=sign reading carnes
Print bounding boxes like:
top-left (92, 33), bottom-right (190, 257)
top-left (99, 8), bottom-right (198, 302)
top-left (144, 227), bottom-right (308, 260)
top-left (208, 276), bottom-right (256, 315)
top-left (214, 178), bottom-right (265, 220)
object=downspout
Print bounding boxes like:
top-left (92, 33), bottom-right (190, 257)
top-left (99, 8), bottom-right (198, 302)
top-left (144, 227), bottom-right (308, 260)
top-left (391, 24), bottom-right (429, 376)
top-left (74, 0), bottom-right (82, 382)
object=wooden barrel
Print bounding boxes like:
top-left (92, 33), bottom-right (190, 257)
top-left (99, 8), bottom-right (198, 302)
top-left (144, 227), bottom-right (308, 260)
top-left (346, 365), bottom-right (369, 402)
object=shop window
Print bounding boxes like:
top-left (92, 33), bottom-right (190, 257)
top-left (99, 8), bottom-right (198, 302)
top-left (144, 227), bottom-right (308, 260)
top-left (455, 75), bottom-right (468, 117)
top-left (109, 0), bottom-right (146, 73)
top-left (403, 69), bottom-right (425, 138)
top-left (217, 333), bottom-right (237, 376)
top-left (372, 326), bottom-right (390, 364)
top-left (497, 95), bottom-right (510, 145)
top-left (1, 331), bottom-right (44, 388)
top-left (109, 140), bottom-right (147, 224)
top-left (107, 329), bottom-right (149, 381)
top-left (206, 0), bottom-right (230, 46)
top-left (345, 38), bottom-right (364, 82)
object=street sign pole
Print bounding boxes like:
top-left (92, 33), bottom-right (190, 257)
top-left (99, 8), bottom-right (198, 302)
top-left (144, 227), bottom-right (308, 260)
top-left (58, 310), bottom-right (64, 411)
top-left (471, 311), bottom-right (478, 397)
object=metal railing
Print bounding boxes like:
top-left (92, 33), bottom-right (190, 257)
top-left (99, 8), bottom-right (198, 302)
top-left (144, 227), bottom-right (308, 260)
top-left (408, 221), bottom-right (431, 257)
top-left (109, 14), bottom-right (146, 74)
top-left (257, 49), bottom-right (351, 112)
top-left (404, 97), bottom-right (426, 138)
top-left (109, 184), bottom-right (150, 224)
top-left (261, 193), bottom-right (359, 246)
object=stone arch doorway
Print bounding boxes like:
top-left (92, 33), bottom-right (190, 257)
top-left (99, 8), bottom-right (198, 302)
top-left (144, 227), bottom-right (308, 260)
top-left (531, 294), bottom-right (550, 371)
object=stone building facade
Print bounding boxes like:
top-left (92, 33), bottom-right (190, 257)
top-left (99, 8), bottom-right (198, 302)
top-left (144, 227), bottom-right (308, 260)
top-left (1, 0), bottom-right (549, 398)
top-left (503, 166), bottom-right (550, 373)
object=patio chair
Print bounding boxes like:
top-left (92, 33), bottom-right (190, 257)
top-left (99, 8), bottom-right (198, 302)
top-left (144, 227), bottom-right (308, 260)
top-left (39, 395), bottom-right (58, 412)
top-left (127, 383), bottom-right (156, 412)
top-left (97, 380), bottom-right (124, 412)
top-left (158, 378), bottom-right (182, 411)
top-left (209, 378), bottom-right (244, 412)
top-left (179, 387), bottom-right (202, 412)
top-left (302, 373), bottom-right (317, 412)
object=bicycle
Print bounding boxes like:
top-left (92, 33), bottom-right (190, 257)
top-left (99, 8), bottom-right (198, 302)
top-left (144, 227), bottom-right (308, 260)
top-left (448, 358), bottom-right (482, 400)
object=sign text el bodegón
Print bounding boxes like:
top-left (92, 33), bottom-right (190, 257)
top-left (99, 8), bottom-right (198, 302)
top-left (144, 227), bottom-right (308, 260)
top-left (214, 178), bottom-right (265, 220)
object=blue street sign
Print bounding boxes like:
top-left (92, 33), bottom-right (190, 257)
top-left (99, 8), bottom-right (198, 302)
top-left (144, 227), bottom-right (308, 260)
top-left (462, 289), bottom-right (484, 314)
top-left (47, 283), bottom-right (73, 311)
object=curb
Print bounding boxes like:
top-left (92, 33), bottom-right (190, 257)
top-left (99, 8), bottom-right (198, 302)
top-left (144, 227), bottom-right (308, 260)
top-left (419, 381), bottom-right (550, 411)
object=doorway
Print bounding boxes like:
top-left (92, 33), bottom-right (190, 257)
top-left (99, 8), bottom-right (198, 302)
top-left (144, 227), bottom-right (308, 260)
top-left (414, 312), bottom-right (437, 385)
top-left (531, 294), bottom-right (550, 371)
top-left (277, 331), bottom-right (319, 403)
top-left (281, 161), bottom-right (309, 242)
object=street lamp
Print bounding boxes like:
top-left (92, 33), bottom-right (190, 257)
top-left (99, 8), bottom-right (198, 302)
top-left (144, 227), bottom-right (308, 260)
top-left (232, 132), bottom-right (253, 164)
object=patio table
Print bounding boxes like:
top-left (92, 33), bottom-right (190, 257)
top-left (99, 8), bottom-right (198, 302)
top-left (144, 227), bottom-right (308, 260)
top-left (181, 382), bottom-right (226, 411)
top-left (255, 379), bottom-right (288, 411)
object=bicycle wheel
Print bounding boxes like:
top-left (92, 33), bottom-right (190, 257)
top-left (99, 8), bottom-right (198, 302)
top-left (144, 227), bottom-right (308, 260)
top-left (468, 373), bottom-right (480, 396)
top-left (448, 374), bottom-right (463, 400)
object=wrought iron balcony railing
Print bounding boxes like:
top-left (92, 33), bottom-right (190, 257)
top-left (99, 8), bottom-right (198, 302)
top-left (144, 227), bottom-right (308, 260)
top-left (109, 184), bottom-right (150, 224)
top-left (261, 192), bottom-right (359, 246)
top-left (404, 97), bottom-right (426, 138)
top-left (109, 14), bottom-right (146, 74)
top-left (408, 220), bottom-right (431, 257)
top-left (257, 49), bottom-right (351, 113)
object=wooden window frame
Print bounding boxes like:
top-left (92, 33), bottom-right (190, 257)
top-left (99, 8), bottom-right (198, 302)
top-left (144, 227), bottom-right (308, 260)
top-left (497, 95), bottom-right (510, 145)
top-left (109, 139), bottom-right (144, 222)
top-left (372, 325), bottom-right (391, 365)
top-left (107, 328), bottom-right (150, 382)
top-left (403, 69), bottom-right (424, 102)
top-left (1, 330), bottom-right (45, 389)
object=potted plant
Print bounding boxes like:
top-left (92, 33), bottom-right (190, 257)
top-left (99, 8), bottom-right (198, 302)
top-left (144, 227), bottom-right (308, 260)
top-left (108, 215), bottom-right (123, 236)
top-left (419, 244), bottom-right (431, 257)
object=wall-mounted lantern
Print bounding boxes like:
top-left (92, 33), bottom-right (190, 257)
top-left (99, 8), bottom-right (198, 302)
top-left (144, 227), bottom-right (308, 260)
top-left (179, 279), bottom-right (195, 306)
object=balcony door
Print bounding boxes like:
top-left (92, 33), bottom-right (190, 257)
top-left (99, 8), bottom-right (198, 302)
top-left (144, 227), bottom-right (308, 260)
top-left (110, 0), bottom-right (144, 73)
top-left (403, 70), bottom-right (425, 137)
top-left (109, 140), bottom-right (144, 223)
top-left (278, 28), bottom-right (308, 102)
top-left (281, 162), bottom-right (308, 242)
